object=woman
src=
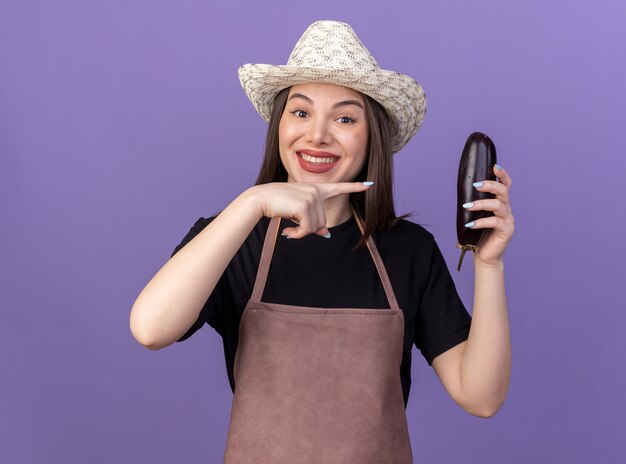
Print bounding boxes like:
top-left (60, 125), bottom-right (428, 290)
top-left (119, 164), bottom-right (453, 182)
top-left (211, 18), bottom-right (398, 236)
top-left (130, 20), bottom-right (513, 463)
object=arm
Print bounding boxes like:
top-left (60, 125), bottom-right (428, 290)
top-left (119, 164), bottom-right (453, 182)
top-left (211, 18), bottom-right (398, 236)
top-left (432, 258), bottom-right (511, 418)
top-left (129, 181), bottom-right (373, 350)
top-left (432, 165), bottom-right (514, 418)
top-left (129, 187), bottom-right (263, 350)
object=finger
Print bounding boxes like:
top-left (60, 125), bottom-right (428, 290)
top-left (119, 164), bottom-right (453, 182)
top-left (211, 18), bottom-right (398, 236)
top-left (464, 215), bottom-right (514, 233)
top-left (282, 213), bottom-right (318, 238)
top-left (473, 180), bottom-right (510, 204)
top-left (282, 225), bottom-right (331, 239)
top-left (279, 186), bottom-right (329, 239)
top-left (462, 199), bottom-right (510, 217)
top-left (314, 226), bottom-right (332, 238)
top-left (317, 181), bottom-right (374, 200)
top-left (282, 207), bottom-right (329, 239)
top-left (493, 164), bottom-right (512, 190)
top-left (314, 190), bottom-right (327, 231)
top-left (309, 204), bottom-right (330, 238)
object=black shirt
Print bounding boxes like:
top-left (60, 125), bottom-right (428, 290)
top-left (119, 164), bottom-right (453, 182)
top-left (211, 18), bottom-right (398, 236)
top-left (171, 214), bottom-right (471, 407)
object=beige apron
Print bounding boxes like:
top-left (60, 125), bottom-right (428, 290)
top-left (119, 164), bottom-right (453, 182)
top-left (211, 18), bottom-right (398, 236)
top-left (224, 209), bottom-right (413, 463)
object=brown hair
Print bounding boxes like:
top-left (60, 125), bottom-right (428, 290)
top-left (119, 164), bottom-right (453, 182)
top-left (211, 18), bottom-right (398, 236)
top-left (255, 87), bottom-right (408, 250)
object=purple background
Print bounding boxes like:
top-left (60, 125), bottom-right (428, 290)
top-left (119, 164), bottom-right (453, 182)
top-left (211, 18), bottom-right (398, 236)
top-left (2, 0), bottom-right (624, 462)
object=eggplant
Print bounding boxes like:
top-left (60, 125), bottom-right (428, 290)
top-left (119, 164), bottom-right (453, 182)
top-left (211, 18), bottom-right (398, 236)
top-left (456, 132), bottom-right (497, 271)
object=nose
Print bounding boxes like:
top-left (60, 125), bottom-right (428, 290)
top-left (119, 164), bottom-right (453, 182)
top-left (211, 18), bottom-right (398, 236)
top-left (306, 117), bottom-right (333, 146)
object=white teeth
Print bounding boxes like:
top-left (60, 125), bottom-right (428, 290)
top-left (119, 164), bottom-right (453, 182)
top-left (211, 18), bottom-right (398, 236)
top-left (299, 153), bottom-right (337, 164)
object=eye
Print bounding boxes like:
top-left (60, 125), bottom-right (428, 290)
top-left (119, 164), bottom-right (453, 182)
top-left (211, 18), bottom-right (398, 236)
top-left (291, 110), bottom-right (308, 118)
top-left (337, 116), bottom-right (356, 124)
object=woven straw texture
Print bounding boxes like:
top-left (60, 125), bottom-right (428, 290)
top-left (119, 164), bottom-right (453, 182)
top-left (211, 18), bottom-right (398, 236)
top-left (238, 21), bottom-right (427, 154)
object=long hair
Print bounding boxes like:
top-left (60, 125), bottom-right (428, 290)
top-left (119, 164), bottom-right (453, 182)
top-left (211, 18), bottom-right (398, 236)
top-left (255, 86), bottom-right (408, 250)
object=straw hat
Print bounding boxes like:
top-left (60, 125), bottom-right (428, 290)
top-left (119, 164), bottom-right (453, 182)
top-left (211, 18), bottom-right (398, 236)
top-left (238, 20), bottom-right (427, 154)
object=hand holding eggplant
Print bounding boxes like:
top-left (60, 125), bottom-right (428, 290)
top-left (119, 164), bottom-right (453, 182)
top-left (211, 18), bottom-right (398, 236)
top-left (456, 132), bottom-right (515, 270)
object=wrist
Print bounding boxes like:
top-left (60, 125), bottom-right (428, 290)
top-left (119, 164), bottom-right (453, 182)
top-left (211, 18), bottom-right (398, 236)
top-left (473, 255), bottom-right (505, 272)
top-left (237, 185), bottom-right (265, 222)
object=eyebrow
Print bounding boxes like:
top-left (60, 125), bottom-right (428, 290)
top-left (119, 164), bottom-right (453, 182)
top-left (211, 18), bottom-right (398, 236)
top-left (287, 93), bottom-right (364, 110)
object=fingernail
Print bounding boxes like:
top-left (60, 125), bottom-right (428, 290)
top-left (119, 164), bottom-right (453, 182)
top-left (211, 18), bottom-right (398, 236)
top-left (462, 202), bottom-right (473, 209)
top-left (465, 221), bottom-right (475, 228)
top-left (473, 181), bottom-right (484, 188)
top-left (323, 232), bottom-right (331, 239)
top-left (281, 232), bottom-right (287, 236)
top-left (362, 181), bottom-right (374, 186)
top-left (495, 164), bottom-right (502, 171)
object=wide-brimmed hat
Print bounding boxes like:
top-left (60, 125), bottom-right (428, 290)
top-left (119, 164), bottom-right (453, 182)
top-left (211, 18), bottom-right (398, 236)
top-left (238, 20), bottom-right (427, 154)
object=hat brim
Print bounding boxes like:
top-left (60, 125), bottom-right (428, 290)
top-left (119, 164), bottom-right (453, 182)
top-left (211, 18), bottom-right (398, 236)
top-left (238, 63), bottom-right (427, 154)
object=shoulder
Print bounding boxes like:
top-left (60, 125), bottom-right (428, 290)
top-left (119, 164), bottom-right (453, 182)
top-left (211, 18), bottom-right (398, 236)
top-left (373, 217), bottom-right (440, 274)
top-left (389, 217), bottom-right (434, 238)
top-left (171, 212), bottom-right (270, 258)
top-left (185, 212), bottom-right (220, 232)
top-left (379, 217), bottom-right (436, 250)
top-left (185, 213), bottom-right (271, 236)
top-left (170, 215), bottom-right (218, 257)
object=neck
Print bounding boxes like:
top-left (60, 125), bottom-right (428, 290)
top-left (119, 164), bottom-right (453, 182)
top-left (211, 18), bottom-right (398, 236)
top-left (322, 195), bottom-right (353, 227)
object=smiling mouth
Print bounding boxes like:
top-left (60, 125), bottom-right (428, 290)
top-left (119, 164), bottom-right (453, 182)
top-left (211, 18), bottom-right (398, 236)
top-left (297, 152), bottom-right (338, 164)
top-left (295, 151), bottom-right (340, 174)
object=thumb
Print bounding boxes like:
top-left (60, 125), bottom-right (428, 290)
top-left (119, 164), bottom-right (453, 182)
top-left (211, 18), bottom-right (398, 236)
top-left (313, 226), bottom-right (332, 239)
top-left (281, 225), bottom-right (332, 239)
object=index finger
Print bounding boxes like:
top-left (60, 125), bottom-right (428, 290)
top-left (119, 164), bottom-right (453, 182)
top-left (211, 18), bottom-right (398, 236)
top-left (317, 181), bottom-right (374, 200)
top-left (494, 165), bottom-right (512, 190)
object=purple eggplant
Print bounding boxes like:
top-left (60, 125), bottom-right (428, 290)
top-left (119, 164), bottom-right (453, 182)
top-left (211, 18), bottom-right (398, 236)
top-left (456, 132), bottom-right (497, 271)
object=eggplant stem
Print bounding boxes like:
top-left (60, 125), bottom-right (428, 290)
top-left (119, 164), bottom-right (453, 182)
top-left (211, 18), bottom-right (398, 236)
top-left (456, 244), bottom-right (478, 271)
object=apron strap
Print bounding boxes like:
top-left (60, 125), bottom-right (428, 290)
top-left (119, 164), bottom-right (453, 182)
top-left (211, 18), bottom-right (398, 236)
top-left (250, 216), bottom-right (281, 302)
top-left (251, 209), bottom-right (400, 310)
top-left (351, 205), bottom-right (400, 310)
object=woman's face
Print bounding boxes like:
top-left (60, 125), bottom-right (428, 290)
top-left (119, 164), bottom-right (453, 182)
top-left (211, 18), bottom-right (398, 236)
top-left (278, 83), bottom-right (369, 184)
